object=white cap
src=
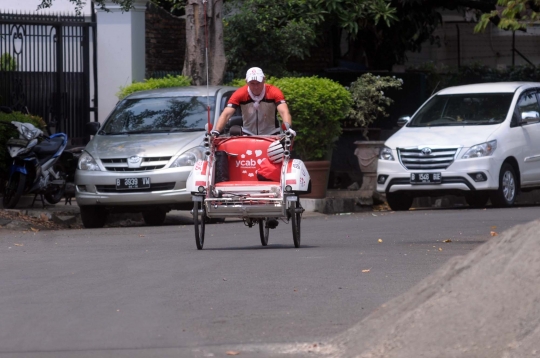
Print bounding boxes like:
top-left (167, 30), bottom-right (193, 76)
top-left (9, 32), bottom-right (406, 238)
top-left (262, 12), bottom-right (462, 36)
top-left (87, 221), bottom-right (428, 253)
top-left (246, 67), bottom-right (265, 83)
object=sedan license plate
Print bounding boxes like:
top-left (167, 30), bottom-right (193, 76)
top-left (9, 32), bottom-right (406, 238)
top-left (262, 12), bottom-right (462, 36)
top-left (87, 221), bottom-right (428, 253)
top-left (410, 172), bottom-right (441, 184)
top-left (116, 177), bottom-right (150, 190)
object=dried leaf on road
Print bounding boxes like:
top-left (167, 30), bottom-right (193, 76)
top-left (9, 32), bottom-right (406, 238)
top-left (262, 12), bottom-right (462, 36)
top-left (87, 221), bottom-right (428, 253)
top-left (362, 269), bottom-right (371, 273)
top-left (139, 234), bottom-right (145, 237)
top-left (378, 239), bottom-right (383, 243)
top-left (14, 243), bottom-right (24, 247)
top-left (226, 351), bottom-right (240, 355)
top-left (30, 227), bottom-right (39, 232)
top-left (490, 231), bottom-right (498, 236)
top-left (438, 247), bottom-right (443, 251)
top-left (443, 239), bottom-right (452, 243)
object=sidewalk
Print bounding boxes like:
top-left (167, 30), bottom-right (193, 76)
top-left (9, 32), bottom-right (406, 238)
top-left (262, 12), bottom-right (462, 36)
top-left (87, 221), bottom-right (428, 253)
top-left (0, 194), bottom-right (333, 231)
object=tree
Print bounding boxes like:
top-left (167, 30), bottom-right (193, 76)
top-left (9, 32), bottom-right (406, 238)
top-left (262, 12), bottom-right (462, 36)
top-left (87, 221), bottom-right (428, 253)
top-left (475, 0), bottom-right (540, 32)
top-left (224, 0), bottom-right (322, 77)
top-left (222, 1), bottom-right (503, 73)
top-left (183, 0), bottom-right (226, 85)
top-left (38, 0), bottom-right (225, 85)
top-left (322, 0), bottom-right (499, 70)
top-left (224, 0), bottom-right (400, 75)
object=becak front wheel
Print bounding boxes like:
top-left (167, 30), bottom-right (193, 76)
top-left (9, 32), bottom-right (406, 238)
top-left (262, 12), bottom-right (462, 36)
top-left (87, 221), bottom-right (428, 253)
top-left (290, 201), bottom-right (302, 248)
top-left (259, 218), bottom-right (270, 246)
top-left (193, 201), bottom-right (206, 250)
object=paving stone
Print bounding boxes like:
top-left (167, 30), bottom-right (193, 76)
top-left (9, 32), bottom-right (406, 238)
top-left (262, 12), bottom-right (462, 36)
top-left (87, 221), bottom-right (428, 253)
top-left (52, 214), bottom-right (78, 226)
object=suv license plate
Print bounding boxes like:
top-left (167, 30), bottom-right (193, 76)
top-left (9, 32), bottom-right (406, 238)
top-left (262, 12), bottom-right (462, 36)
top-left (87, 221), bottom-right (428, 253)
top-left (410, 173), bottom-right (441, 184)
top-left (116, 177), bottom-right (150, 190)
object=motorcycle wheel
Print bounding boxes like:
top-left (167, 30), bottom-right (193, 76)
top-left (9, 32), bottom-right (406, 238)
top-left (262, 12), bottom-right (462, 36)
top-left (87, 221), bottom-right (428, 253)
top-left (44, 166), bottom-right (67, 205)
top-left (3, 172), bottom-right (26, 209)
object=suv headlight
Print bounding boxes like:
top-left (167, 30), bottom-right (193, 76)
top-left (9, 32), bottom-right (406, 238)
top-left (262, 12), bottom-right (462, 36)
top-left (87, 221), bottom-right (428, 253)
top-left (78, 152), bottom-right (100, 171)
top-left (379, 146), bottom-right (395, 161)
top-left (462, 140), bottom-right (497, 159)
top-left (170, 146), bottom-right (206, 168)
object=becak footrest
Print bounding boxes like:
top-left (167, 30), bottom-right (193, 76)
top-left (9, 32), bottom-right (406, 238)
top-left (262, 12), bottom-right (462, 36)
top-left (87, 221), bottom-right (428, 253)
top-left (215, 181), bottom-right (280, 187)
top-left (215, 181), bottom-right (281, 193)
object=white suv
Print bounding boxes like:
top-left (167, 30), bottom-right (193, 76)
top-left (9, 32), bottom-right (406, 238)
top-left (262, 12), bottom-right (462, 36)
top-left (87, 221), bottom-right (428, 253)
top-left (377, 82), bottom-right (540, 210)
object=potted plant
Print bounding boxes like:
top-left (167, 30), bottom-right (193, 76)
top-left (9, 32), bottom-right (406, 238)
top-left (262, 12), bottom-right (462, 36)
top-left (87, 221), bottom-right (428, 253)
top-left (346, 73), bottom-right (403, 195)
top-left (269, 76), bottom-right (351, 198)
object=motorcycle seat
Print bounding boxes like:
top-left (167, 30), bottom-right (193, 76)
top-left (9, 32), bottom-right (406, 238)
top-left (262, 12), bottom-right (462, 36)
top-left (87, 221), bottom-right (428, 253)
top-left (34, 137), bottom-right (64, 158)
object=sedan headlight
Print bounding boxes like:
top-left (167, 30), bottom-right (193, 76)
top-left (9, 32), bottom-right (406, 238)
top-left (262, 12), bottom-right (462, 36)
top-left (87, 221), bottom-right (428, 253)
top-left (78, 152), bottom-right (100, 171)
top-left (170, 146), bottom-right (206, 168)
top-left (379, 146), bottom-right (395, 161)
top-left (462, 140), bottom-right (497, 159)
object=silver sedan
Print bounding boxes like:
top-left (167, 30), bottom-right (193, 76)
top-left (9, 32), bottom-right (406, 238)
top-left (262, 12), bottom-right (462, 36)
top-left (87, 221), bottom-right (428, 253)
top-left (75, 86), bottom-right (238, 228)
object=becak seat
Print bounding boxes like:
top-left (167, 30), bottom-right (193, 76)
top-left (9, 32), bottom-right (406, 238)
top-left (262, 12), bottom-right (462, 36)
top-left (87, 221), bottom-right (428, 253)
top-left (214, 136), bottom-right (282, 191)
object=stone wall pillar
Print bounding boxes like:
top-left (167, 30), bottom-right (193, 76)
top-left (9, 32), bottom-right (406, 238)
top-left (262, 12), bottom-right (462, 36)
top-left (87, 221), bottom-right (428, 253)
top-left (96, 0), bottom-right (147, 123)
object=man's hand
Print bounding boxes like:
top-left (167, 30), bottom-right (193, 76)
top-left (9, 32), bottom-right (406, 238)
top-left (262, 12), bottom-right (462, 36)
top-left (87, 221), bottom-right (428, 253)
top-left (287, 128), bottom-right (296, 137)
top-left (281, 122), bottom-right (296, 137)
top-left (210, 130), bottom-right (220, 137)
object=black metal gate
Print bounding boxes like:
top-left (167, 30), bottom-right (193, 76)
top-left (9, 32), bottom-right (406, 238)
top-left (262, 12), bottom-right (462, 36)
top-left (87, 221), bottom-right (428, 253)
top-left (0, 12), bottom-right (97, 145)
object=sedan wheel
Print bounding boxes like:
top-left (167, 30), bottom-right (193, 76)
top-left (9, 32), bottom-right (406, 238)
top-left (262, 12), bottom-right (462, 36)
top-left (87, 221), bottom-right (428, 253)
top-left (80, 206), bottom-right (108, 228)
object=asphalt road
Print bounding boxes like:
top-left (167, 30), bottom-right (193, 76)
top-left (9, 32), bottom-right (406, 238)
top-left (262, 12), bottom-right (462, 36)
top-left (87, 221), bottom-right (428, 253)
top-left (2, 206), bottom-right (540, 357)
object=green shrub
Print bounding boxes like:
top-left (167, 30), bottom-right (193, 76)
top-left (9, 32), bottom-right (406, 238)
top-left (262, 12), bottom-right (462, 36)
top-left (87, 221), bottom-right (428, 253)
top-left (268, 76), bottom-right (351, 161)
top-left (0, 53), bottom-right (17, 71)
top-left (0, 111), bottom-right (46, 188)
top-left (347, 73), bottom-right (403, 139)
top-left (226, 78), bottom-right (248, 87)
top-left (116, 75), bottom-right (191, 99)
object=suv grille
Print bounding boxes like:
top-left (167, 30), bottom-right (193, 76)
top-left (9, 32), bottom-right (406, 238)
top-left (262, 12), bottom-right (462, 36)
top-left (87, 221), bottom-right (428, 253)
top-left (101, 157), bottom-right (172, 172)
top-left (398, 147), bottom-right (458, 170)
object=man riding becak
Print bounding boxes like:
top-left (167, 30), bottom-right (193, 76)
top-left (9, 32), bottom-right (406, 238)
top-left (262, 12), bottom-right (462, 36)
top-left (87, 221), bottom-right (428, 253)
top-left (214, 67), bottom-right (294, 136)
top-left (213, 67), bottom-right (296, 228)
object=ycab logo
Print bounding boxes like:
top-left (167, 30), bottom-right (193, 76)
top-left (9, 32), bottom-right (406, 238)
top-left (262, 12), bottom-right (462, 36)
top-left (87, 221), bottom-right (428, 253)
top-left (235, 148), bottom-right (263, 168)
top-left (236, 159), bottom-right (257, 168)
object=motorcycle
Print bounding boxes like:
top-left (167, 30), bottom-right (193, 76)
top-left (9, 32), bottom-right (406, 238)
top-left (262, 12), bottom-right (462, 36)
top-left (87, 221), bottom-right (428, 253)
top-left (1, 106), bottom-right (73, 209)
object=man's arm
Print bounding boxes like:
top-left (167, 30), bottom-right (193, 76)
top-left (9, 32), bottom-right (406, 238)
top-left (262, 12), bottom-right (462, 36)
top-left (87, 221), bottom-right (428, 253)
top-left (277, 103), bottom-right (292, 127)
top-left (215, 107), bottom-right (236, 133)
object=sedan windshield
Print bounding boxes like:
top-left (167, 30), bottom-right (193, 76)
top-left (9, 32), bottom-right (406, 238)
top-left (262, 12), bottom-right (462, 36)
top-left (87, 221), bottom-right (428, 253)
top-left (101, 96), bottom-right (215, 134)
top-left (408, 93), bottom-right (513, 127)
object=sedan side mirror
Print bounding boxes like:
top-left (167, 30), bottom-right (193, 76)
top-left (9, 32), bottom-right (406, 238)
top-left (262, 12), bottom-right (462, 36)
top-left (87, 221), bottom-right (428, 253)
top-left (397, 116), bottom-right (411, 128)
top-left (86, 121), bottom-right (101, 135)
top-left (519, 111), bottom-right (540, 125)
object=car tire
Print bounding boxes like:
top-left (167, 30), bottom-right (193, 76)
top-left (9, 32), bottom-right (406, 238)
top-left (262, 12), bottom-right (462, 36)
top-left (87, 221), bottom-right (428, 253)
top-left (465, 192), bottom-right (490, 208)
top-left (491, 163), bottom-right (517, 208)
top-left (386, 193), bottom-right (413, 211)
top-left (142, 210), bottom-right (167, 226)
top-left (80, 206), bottom-right (108, 228)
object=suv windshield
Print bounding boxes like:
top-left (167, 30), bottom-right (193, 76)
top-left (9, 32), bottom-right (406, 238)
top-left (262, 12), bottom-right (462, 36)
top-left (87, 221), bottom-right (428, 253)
top-left (101, 96), bottom-right (215, 134)
top-left (408, 93), bottom-right (513, 127)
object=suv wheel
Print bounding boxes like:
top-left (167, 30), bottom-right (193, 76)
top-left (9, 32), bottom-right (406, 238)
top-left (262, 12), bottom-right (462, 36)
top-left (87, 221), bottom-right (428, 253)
top-left (386, 193), bottom-right (413, 211)
top-left (142, 210), bottom-right (167, 226)
top-left (80, 206), bottom-right (108, 228)
top-left (491, 164), bottom-right (517, 208)
top-left (465, 192), bottom-right (490, 208)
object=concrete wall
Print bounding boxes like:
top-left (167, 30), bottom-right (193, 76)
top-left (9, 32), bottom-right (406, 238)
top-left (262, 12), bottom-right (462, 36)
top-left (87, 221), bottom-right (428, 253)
top-left (145, 3), bottom-right (185, 78)
top-left (96, 0), bottom-right (147, 123)
top-left (405, 22), bottom-right (540, 69)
